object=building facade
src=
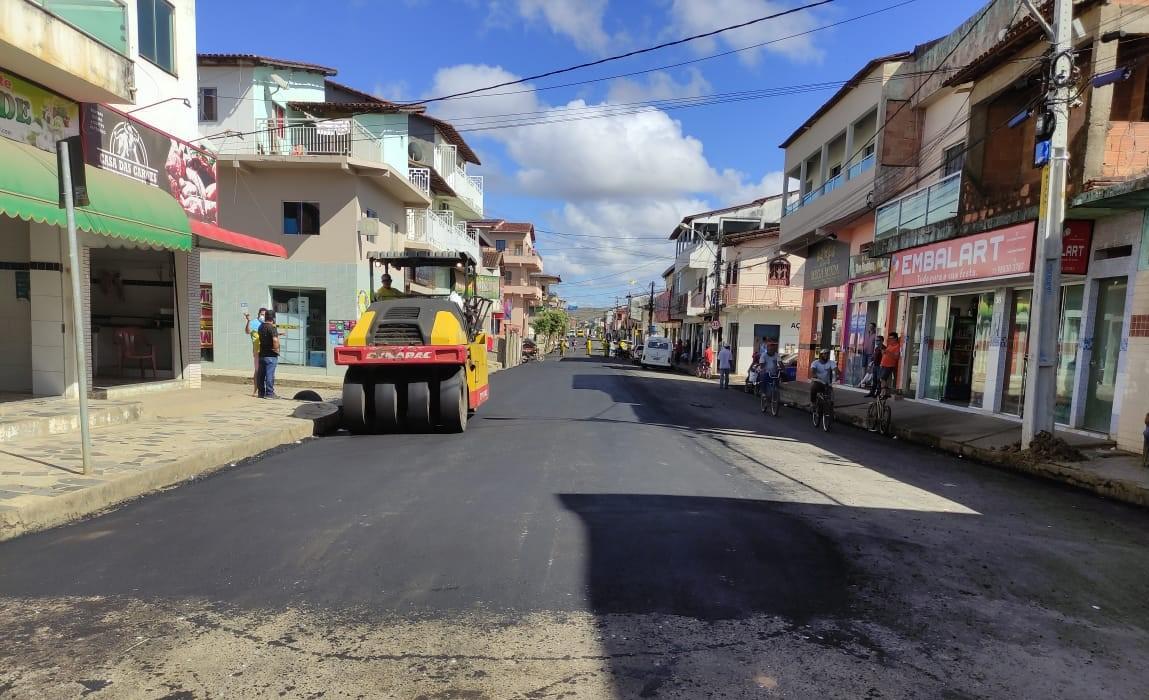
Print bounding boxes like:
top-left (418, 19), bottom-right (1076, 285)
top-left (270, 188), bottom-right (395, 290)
top-left (473, 220), bottom-right (549, 340)
top-left (195, 55), bottom-right (483, 377)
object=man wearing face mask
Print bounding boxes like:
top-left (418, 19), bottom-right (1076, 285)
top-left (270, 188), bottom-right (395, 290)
top-left (243, 307), bottom-right (267, 397)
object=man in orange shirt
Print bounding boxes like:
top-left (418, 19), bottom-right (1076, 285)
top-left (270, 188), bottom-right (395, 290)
top-left (880, 331), bottom-right (901, 397)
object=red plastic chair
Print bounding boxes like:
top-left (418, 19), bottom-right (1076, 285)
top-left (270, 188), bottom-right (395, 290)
top-left (114, 328), bottom-right (157, 378)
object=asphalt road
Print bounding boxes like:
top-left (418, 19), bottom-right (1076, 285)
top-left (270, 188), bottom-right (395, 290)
top-left (2, 352), bottom-right (1149, 699)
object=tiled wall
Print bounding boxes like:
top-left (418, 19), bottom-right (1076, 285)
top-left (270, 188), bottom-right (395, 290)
top-left (200, 253), bottom-right (369, 376)
top-left (0, 216), bottom-right (32, 392)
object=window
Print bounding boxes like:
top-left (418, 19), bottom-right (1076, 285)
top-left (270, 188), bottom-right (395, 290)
top-left (283, 202), bottom-right (320, 235)
top-left (725, 260), bottom-right (740, 285)
top-left (503, 270), bottom-right (512, 283)
top-left (943, 143), bottom-right (965, 176)
top-left (363, 208), bottom-right (377, 219)
top-left (270, 288), bottom-right (327, 368)
top-left (197, 87), bottom-right (217, 122)
top-left (137, 0), bottom-right (175, 73)
top-left (514, 244), bottom-right (524, 255)
top-left (495, 239), bottom-right (507, 252)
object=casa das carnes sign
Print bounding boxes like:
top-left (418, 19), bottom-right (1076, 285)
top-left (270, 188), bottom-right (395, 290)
top-left (82, 105), bottom-right (218, 224)
top-left (888, 222), bottom-right (1035, 290)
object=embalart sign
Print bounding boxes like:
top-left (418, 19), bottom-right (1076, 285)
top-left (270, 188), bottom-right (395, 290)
top-left (888, 222), bottom-right (1035, 290)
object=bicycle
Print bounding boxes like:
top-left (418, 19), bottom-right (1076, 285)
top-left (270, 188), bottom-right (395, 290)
top-left (759, 370), bottom-right (782, 417)
top-left (811, 383), bottom-right (834, 432)
top-left (865, 389), bottom-right (893, 436)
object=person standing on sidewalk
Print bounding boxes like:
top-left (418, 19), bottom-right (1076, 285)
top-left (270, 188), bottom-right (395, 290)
top-left (862, 323), bottom-right (877, 384)
top-left (243, 308), bottom-right (266, 397)
top-left (880, 331), bottom-right (901, 398)
top-left (257, 310), bottom-right (280, 399)
top-left (717, 343), bottom-right (733, 389)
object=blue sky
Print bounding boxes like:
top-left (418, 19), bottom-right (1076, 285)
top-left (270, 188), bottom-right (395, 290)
top-left (196, 0), bottom-right (986, 305)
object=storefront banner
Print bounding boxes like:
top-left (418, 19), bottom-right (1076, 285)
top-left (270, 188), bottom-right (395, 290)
top-left (1061, 220), bottom-right (1092, 275)
top-left (806, 239), bottom-right (850, 289)
top-left (850, 253), bottom-right (890, 279)
top-left (888, 222), bottom-right (1035, 290)
top-left (476, 274), bottom-right (501, 301)
top-left (0, 70), bottom-right (79, 152)
top-left (82, 105), bottom-right (219, 224)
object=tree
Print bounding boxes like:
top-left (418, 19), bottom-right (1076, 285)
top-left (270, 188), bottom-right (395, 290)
top-left (530, 308), bottom-right (569, 353)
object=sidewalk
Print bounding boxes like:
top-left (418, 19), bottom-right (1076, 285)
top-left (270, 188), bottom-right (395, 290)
top-left (673, 364), bottom-right (1149, 508)
top-left (0, 381), bottom-right (339, 541)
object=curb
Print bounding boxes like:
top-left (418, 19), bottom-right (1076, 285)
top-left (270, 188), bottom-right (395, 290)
top-left (769, 388), bottom-right (1149, 509)
top-left (0, 415), bottom-right (320, 543)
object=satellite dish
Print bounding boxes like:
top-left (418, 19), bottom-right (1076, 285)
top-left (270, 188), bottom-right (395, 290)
top-left (408, 141), bottom-right (425, 162)
top-left (269, 73), bottom-right (289, 90)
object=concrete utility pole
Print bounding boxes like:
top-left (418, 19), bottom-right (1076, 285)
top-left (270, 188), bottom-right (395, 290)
top-left (58, 138), bottom-right (93, 475)
top-left (710, 226), bottom-right (724, 349)
top-left (647, 280), bottom-right (655, 336)
top-left (1022, 0), bottom-right (1073, 445)
top-left (626, 292), bottom-right (633, 343)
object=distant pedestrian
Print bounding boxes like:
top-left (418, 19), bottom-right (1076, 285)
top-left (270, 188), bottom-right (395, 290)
top-left (717, 343), bottom-right (733, 389)
top-left (257, 309), bottom-right (280, 399)
top-left (862, 323), bottom-right (877, 381)
top-left (243, 307), bottom-right (266, 397)
top-left (865, 335), bottom-right (884, 397)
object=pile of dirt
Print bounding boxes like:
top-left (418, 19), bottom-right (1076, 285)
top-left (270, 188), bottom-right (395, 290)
top-left (995, 431), bottom-right (1086, 464)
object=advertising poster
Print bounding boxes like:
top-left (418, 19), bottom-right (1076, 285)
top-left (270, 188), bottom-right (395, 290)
top-left (82, 105), bottom-right (219, 224)
top-left (0, 70), bottom-right (78, 152)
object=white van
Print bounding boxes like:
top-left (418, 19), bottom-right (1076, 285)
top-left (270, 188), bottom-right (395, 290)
top-left (640, 336), bottom-right (673, 369)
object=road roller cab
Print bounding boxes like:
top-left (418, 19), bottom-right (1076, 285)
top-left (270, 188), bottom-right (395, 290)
top-left (335, 251), bottom-right (491, 433)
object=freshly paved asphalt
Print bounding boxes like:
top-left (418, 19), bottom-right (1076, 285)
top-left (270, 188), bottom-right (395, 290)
top-left (2, 352), bottom-right (1148, 698)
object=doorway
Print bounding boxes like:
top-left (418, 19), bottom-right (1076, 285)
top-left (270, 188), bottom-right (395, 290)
top-left (1000, 289), bottom-right (1032, 416)
top-left (924, 293), bottom-right (993, 407)
top-left (728, 322), bottom-right (739, 370)
top-left (89, 247), bottom-right (178, 386)
top-left (817, 305), bottom-right (838, 351)
top-left (1084, 277), bottom-right (1127, 432)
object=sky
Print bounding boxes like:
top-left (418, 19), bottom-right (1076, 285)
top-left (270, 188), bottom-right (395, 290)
top-left (196, 0), bottom-right (988, 306)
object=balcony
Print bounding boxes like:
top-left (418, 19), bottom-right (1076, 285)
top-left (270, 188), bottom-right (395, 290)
top-left (501, 251), bottom-right (543, 270)
top-left (874, 172), bottom-right (960, 240)
top-left (688, 291), bottom-right (707, 316)
top-left (408, 167), bottom-right (431, 196)
top-left (0, 0), bottom-right (134, 102)
top-left (433, 144), bottom-right (484, 216)
top-left (722, 285), bottom-right (803, 308)
top-left (675, 241), bottom-right (714, 270)
top-left (504, 283), bottom-right (543, 300)
top-left (405, 208), bottom-right (481, 262)
top-left (781, 152), bottom-right (878, 247)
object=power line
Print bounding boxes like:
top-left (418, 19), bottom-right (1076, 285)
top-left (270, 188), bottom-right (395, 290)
top-left (403, 0), bottom-right (838, 106)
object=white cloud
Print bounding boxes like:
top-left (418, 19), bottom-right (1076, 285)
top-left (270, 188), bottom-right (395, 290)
top-left (605, 68), bottom-right (712, 105)
top-left (516, 0), bottom-right (617, 55)
top-left (426, 64), bottom-right (780, 283)
top-left (667, 0), bottom-right (827, 65)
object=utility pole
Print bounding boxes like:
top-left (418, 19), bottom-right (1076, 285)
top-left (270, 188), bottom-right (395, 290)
top-left (647, 280), bottom-right (655, 336)
top-left (626, 292), bottom-right (633, 343)
top-left (710, 225), bottom-right (724, 349)
top-left (58, 138), bottom-right (93, 475)
top-left (1022, 0), bottom-right (1072, 445)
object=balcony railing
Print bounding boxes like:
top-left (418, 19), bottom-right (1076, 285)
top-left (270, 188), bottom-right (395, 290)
top-left (501, 251), bottom-right (543, 269)
top-left (504, 283), bottom-right (543, 299)
top-left (784, 152), bottom-right (875, 217)
top-left (240, 117), bottom-right (389, 165)
top-left (433, 144), bottom-right (484, 216)
top-left (689, 291), bottom-right (707, 313)
top-left (408, 167), bottom-right (430, 196)
top-left (27, 0), bottom-right (128, 55)
top-left (405, 208), bottom-right (480, 261)
top-left (722, 285), bottom-right (803, 308)
top-left (874, 172), bottom-right (960, 240)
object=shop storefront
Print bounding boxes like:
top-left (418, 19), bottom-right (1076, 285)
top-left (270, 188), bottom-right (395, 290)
top-left (843, 254), bottom-right (892, 386)
top-left (889, 219), bottom-right (1130, 434)
top-left (798, 238), bottom-right (850, 377)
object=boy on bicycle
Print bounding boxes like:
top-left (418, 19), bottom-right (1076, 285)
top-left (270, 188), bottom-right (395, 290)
top-left (810, 348), bottom-right (839, 406)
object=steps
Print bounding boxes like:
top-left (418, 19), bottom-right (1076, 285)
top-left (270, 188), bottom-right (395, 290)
top-left (0, 397), bottom-right (143, 444)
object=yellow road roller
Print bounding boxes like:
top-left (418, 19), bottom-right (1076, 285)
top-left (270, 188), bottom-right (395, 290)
top-left (334, 251), bottom-right (491, 433)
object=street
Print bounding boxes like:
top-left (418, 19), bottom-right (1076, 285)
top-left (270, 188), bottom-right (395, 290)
top-left (2, 355), bottom-right (1148, 699)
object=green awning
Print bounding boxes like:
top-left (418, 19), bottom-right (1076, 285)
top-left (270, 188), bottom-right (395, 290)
top-left (0, 137), bottom-right (192, 251)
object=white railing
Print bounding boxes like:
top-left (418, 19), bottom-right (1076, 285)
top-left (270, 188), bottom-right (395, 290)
top-left (405, 208), bottom-right (480, 261)
top-left (874, 172), bottom-right (960, 240)
top-left (408, 167), bottom-right (431, 195)
top-left (433, 143), bottom-right (484, 215)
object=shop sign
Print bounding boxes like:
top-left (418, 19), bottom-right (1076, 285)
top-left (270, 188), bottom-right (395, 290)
top-left (806, 239), bottom-right (850, 289)
top-left (81, 105), bottom-right (219, 224)
top-left (888, 222), bottom-right (1035, 290)
top-left (768, 258), bottom-right (791, 286)
top-left (850, 253), bottom-right (890, 279)
top-left (1061, 220), bottom-right (1092, 275)
top-left (476, 274), bottom-right (501, 301)
top-left (0, 70), bottom-right (79, 152)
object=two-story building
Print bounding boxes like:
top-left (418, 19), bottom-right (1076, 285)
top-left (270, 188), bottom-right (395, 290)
top-left (195, 54), bottom-right (484, 378)
top-left (863, 0), bottom-right (1149, 449)
top-left (0, 0), bottom-right (278, 399)
top-left (669, 195), bottom-right (789, 363)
